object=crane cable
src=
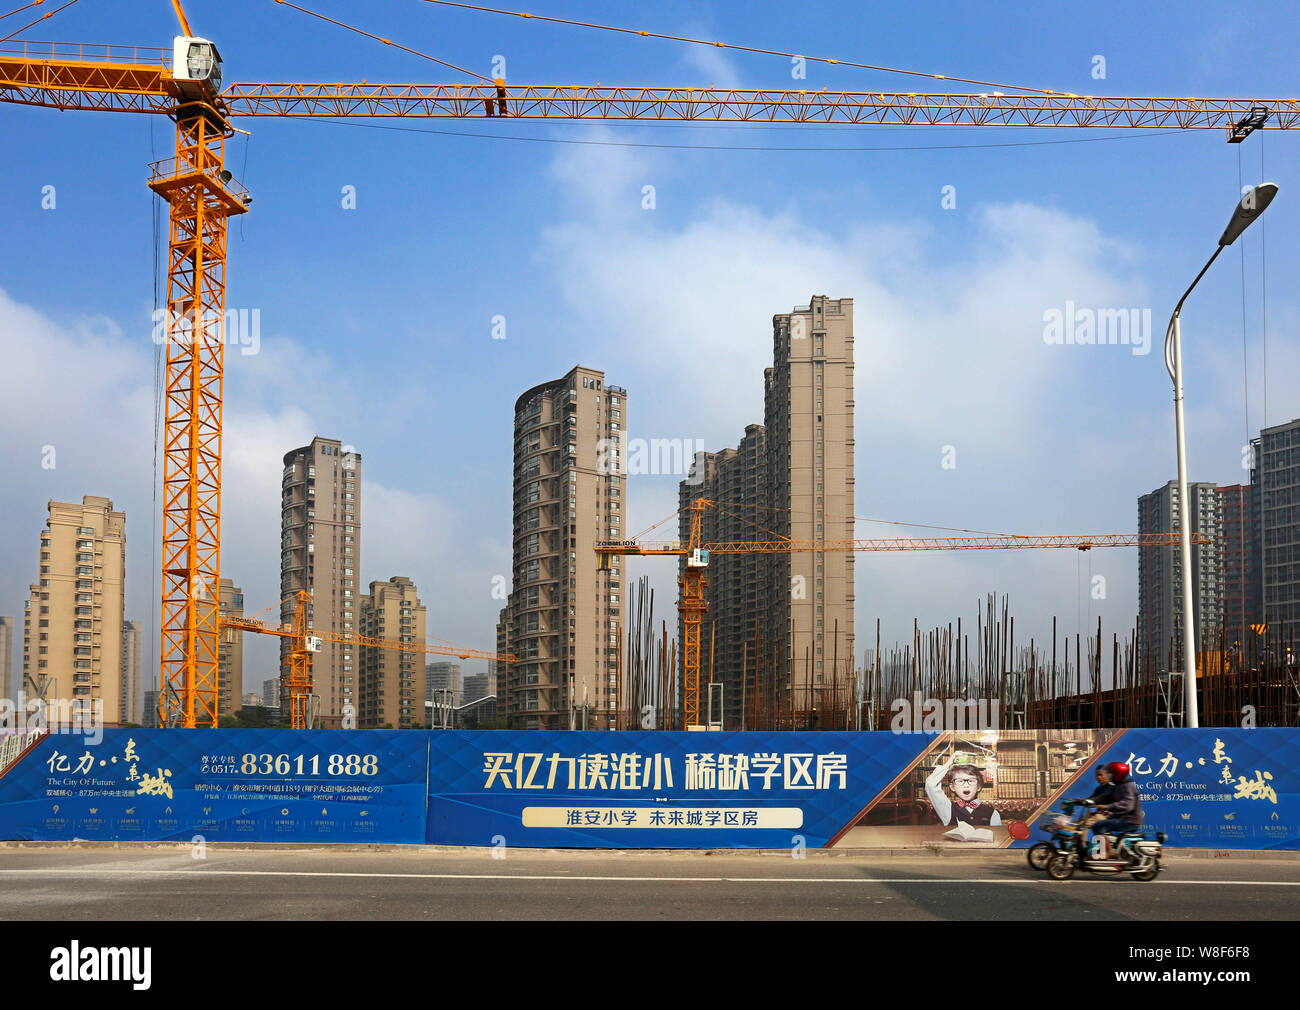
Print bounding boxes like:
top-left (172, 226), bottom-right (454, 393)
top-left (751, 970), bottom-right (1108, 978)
top-left (0, 1), bottom-right (43, 24)
top-left (421, 0), bottom-right (1067, 96)
top-left (273, 0), bottom-right (492, 81)
top-left (710, 501), bottom-right (791, 545)
top-left (0, 0), bottom-right (78, 43)
top-left (635, 498), bottom-right (1038, 545)
top-left (709, 498), bottom-right (1028, 538)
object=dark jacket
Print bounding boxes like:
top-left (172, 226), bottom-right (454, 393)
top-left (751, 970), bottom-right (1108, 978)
top-left (1087, 782), bottom-right (1114, 804)
top-left (1104, 779), bottom-right (1143, 825)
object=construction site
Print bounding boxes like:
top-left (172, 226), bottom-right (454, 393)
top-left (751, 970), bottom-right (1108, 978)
top-left (617, 583), bottom-right (1300, 732)
top-left (0, 1), bottom-right (1295, 739)
top-left (4, 5), bottom-right (1300, 950)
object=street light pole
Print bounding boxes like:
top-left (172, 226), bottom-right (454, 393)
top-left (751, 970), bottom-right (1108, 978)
top-left (1163, 182), bottom-right (1278, 729)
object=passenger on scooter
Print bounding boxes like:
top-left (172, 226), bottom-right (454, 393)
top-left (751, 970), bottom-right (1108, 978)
top-left (1090, 761), bottom-right (1143, 859)
top-left (1077, 764), bottom-right (1114, 843)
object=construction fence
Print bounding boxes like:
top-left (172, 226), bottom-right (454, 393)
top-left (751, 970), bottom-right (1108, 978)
top-left (0, 727), bottom-right (1294, 849)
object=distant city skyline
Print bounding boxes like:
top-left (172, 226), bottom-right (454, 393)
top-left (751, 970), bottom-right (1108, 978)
top-left (1, 2), bottom-right (1296, 693)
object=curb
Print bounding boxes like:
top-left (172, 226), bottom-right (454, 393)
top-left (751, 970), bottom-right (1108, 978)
top-left (0, 840), bottom-right (1297, 860)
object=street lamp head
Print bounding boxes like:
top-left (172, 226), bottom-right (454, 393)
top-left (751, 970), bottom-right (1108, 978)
top-left (1219, 181), bottom-right (1279, 246)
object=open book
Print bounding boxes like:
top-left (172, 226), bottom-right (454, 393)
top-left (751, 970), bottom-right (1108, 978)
top-left (943, 820), bottom-right (994, 843)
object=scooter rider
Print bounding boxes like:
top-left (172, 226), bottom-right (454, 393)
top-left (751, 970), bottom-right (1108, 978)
top-left (1090, 761), bottom-right (1143, 859)
top-left (1077, 764), bottom-right (1114, 844)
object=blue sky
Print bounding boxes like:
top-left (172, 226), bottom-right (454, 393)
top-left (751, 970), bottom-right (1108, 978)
top-left (1, 1), bottom-right (1297, 696)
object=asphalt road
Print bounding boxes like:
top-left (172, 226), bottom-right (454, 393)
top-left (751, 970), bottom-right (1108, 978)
top-left (0, 845), bottom-right (1297, 920)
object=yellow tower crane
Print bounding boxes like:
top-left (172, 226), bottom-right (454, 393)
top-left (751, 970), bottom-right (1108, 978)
top-left (221, 591), bottom-right (515, 729)
top-left (0, 2), bottom-right (1288, 726)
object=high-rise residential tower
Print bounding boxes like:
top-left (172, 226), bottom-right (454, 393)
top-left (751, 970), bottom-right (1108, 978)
top-left (765, 296), bottom-right (856, 703)
top-left (0, 616), bottom-right (13, 702)
top-left (504, 366), bottom-right (627, 729)
top-left (1137, 481), bottom-right (1223, 672)
top-left (493, 606), bottom-right (509, 689)
top-left (217, 579), bottom-right (244, 719)
top-left (426, 660), bottom-right (462, 706)
top-left (358, 576), bottom-right (426, 729)
top-left (22, 496), bottom-right (127, 724)
top-left (262, 677), bottom-right (280, 716)
top-left (462, 671), bottom-right (491, 705)
top-left (676, 296), bottom-right (856, 724)
top-left (679, 425), bottom-right (768, 728)
top-left (1253, 418), bottom-right (1300, 627)
top-left (1216, 484), bottom-right (1261, 646)
top-left (121, 619), bottom-right (142, 724)
top-left (281, 437), bottom-right (360, 728)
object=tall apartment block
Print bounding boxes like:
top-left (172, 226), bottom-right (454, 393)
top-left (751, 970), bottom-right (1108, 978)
top-left (679, 424), bottom-right (768, 728)
top-left (677, 296), bottom-right (855, 723)
top-left (281, 437), bottom-right (360, 728)
top-left (121, 619), bottom-right (141, 724)
top-left (504, 366), bottom-right (627, 729)
top-left (358, 576), bottom-right (426, 729)
top-left (1137, 481), bottom-right (1223, 672)
top-left (217, 579), bottom-right (244, 719)
top-left (262, 677), bottom-right (280, 715)
top-left (766, 296), bottom-right (856, 702)
top-left (1252, 418), bottom-right (1300, 626)
top-left (1216, 484), bottom-right (1261, 644)
top-left (426, 660), bottom-right (462, 706)
top-left (0, 616), bottom-right (13, 702)
top-left (22, 496), bottom-right (126, 723)
top-left (462, 671), bottom-right (491, 705)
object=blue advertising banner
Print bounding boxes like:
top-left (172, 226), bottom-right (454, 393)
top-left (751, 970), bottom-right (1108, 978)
top-left (0, 728), bottom-right (1295, 849)
top-left (426, 729), bottom-right (922, 848)
top-left (1011, 728), bottom-right (1300, 851)
top-left (0, 729), bottom-right (429, 843)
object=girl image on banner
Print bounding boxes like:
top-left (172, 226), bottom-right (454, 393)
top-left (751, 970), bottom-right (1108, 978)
top-left (925, 752), bottom-right (1002, 830)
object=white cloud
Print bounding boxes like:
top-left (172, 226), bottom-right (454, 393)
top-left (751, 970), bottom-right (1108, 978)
top-left (681, 44), bottom-right (744, 89)
top-left (538, 141), bottom-right (1278, 661)
top-left (0, 288), bottom-right (511, 702)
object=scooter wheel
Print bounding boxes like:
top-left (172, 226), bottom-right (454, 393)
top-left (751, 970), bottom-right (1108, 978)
top-left (1046, 852), bottom-right (1076, 880)
top-left (1131, 860), bottom-right (1159, 882)
top-left (1027, 842), bottom-right (1055, 870)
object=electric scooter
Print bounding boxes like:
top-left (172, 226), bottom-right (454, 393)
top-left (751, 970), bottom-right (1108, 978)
top-left (1026, 801), bottom-right (1083, 870)
top-left (1045, 800), bottom-right (1166, 882)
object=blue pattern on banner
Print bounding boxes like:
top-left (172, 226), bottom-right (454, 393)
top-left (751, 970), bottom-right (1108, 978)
top-left (0, 729), bottom-right (429, 843)
top-left (1011, 729), bottom-right (1299, 850)
top-left (426, 730), bottom-right (923, 848)
top-left (1, 728), bottom-right (1294, 849)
